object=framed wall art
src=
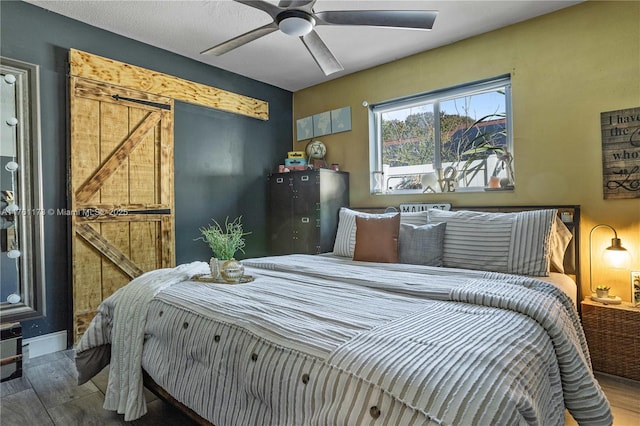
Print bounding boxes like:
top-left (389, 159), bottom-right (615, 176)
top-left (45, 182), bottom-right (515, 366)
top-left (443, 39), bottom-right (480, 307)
top-left (330, 106), bottom-right (351, 134)
top-left (313, 111), bottom-right (331, 137)
top-left (296, 116), bottom-right (313, 141)
top-left (600, 106), bottom-right (640, 199)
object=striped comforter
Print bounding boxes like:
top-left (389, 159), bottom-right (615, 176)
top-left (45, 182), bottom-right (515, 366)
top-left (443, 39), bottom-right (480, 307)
top-left (76, 254), bottom-right (612, 425)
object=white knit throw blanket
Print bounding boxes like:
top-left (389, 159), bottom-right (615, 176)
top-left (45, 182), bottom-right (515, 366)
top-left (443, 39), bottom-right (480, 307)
top-left (103, 261), bottom-right (207, 421)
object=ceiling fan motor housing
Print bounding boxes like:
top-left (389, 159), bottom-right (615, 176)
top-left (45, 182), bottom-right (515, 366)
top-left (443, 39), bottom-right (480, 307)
top-left (277, 10), bottom-right (316, 36)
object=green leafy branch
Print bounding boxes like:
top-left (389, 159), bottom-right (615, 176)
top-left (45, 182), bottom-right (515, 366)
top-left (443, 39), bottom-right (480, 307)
top-left (195, 216), bottom-right (251, 260)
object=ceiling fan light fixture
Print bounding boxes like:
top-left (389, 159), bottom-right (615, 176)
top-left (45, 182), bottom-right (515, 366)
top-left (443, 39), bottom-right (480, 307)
top-left (277, 10), bottom-right (315, 36)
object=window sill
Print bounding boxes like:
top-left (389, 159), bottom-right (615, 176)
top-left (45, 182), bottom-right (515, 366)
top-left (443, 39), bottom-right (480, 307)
top-left (372, 186), bottom-right (515, 195)
top-left (483, 186), bottom-right (514, 192)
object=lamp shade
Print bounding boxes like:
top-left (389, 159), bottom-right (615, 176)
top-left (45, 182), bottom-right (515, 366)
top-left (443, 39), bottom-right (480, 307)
top-left (603, 237), bottom-right (630, 269)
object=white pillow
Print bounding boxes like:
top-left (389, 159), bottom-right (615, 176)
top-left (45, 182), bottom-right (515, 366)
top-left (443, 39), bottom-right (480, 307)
top-left (550, 216), bottom-right (573, 273)
top-left (428, 208), bottom-right (556, 276)
top-left (333, 208), bottom-right (428, 258)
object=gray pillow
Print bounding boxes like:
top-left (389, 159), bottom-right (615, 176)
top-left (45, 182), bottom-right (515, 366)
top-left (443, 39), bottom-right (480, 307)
top-left (398, 222), bottom-right (446, 266)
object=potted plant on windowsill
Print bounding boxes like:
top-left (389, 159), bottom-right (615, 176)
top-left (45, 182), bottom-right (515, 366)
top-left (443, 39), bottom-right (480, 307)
top-left (595, 285), bottom-right (611, 299)
top-left (454, 113), bottom-right (514, 189)
top-left (196, 216), bottom-right (250, 282)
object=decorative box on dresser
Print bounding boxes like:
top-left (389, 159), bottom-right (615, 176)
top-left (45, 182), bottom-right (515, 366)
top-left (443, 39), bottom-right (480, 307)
top-left (581, 299), bottom-right (640, 381)
top-left (268, 169), bottom-right (349, 255)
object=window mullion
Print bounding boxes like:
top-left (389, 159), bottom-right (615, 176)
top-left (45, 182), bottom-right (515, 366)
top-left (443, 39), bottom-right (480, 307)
top-left (433, 101), bottom-right (441, 169)
top-left (505, 85), bottom-right (513, 154)
top-left (370, 110), bottom-right (383, 193)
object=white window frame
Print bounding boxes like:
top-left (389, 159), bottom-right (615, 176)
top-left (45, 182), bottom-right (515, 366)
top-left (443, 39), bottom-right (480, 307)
top-left (369, 75), bottom-right (513, 194)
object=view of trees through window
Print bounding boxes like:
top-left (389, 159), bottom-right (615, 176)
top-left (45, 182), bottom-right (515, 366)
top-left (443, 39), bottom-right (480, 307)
top-left (373, 80), bottom-right (511, 193)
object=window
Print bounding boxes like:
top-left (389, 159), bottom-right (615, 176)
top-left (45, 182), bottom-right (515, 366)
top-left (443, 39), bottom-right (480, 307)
top-left (369, 76), bottom-right (513, 194)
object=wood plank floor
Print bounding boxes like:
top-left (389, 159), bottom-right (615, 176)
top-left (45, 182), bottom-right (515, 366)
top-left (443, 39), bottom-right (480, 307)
top-left (0, 350), bottom-right (195, 425)
top-left (1, 350), bottom-right (639, 425)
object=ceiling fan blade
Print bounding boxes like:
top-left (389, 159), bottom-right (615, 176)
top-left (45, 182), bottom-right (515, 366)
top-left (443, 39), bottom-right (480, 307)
top-left (200, 22), bottom-right (279, 56)
top-left (301, 30), bottom-right (343, 76)
top-left (315, 10), bottom-right (438, 30)
top-left (234, 0), bottom-right (283, 19)
top-left (279, 0), bottom-right (317, 10)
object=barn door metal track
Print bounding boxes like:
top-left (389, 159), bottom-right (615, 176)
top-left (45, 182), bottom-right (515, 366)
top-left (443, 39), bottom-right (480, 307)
top-left (112, 94), bottom-right (171, 110)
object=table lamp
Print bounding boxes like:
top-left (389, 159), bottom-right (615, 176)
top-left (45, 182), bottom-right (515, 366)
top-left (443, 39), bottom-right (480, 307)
top-left (589, 224), bottom-right (629, 295)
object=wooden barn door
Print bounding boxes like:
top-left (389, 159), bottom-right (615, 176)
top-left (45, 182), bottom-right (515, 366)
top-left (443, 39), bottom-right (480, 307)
top-left (70, 77), bottom-right (175, 342)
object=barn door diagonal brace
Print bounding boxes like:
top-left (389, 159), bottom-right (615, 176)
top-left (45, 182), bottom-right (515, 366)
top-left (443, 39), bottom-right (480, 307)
top-left (75, 110), bottom-right (162, 203)
top-left (112, 94), bottom-right (171, 110)
top-left (76, 224), bottom-right (144, 279)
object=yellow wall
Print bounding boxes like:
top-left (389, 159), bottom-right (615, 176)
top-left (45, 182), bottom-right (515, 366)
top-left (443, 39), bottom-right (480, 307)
top-left (293, 1), bottom-right (640, 302)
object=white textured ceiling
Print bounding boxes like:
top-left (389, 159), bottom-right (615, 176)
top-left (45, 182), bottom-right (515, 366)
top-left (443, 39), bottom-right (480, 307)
top-left (25, 0), bottom-right (582, 92)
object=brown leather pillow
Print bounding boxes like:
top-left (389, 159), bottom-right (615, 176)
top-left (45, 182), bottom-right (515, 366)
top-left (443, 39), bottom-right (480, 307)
top-left (353, 214), bottom-right (400, 263)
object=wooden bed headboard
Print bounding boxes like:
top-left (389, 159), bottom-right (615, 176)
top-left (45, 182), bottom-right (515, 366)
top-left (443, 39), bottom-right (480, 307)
top-left (351, 204), bottom-right (581, 299)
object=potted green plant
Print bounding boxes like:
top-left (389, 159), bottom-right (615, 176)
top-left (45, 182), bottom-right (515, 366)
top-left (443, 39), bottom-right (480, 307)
top-left (595, 285), bottom-right (610, 299)
top-left (196, 216), bottom-right (250, 281)
top-left (455, 113), bottom-right (514, 188)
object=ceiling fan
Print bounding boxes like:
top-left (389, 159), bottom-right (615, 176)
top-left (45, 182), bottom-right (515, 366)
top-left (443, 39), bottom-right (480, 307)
top-left (201, 0), bottom-right (437, 76)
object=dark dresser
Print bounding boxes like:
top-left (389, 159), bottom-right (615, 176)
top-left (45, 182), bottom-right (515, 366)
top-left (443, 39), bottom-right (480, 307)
top-left (268, 169), bottom-right (349, 255)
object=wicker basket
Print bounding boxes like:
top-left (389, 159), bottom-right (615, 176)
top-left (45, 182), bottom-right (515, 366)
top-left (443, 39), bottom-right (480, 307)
top-left (581, 300), bottom-right (640, 381)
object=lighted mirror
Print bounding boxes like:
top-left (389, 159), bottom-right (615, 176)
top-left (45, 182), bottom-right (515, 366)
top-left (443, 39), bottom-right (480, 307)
top-left (1, 56), bottom-right (45, 322)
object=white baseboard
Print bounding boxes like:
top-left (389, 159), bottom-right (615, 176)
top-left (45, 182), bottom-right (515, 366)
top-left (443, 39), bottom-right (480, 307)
top-left (22, 330), bottom-right (68, 359)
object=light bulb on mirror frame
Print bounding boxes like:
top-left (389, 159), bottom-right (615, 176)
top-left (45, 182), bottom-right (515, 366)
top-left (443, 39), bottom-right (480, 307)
top-left (7, 293), bottom-right (21, 304)
top-left (5, 161), bottom-right (18, 172)
top-left (3, 74), bottom-right (16, 84)
top-left (7, 249), bottom-right (21, 259)
top-left (4, 202), bottom-right (20, 214)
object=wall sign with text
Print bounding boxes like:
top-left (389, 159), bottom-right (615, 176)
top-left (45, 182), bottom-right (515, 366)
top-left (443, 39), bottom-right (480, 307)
top-left (600, 106), bottom-right (640, 199)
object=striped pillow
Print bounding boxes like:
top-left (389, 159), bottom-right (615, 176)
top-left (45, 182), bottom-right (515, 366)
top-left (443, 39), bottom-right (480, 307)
top-left (333, 208), bottom-right (428, 258)
top-left (428, 209), bottom-right (556, 276)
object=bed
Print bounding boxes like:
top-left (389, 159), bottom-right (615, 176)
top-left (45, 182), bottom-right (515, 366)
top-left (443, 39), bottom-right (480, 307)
top-left (75, 205), bottom-right (612, 425)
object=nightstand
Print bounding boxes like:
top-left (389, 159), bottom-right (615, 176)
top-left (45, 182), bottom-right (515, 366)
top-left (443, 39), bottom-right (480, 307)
top-left (581, 299), bottom-right (640, 381)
